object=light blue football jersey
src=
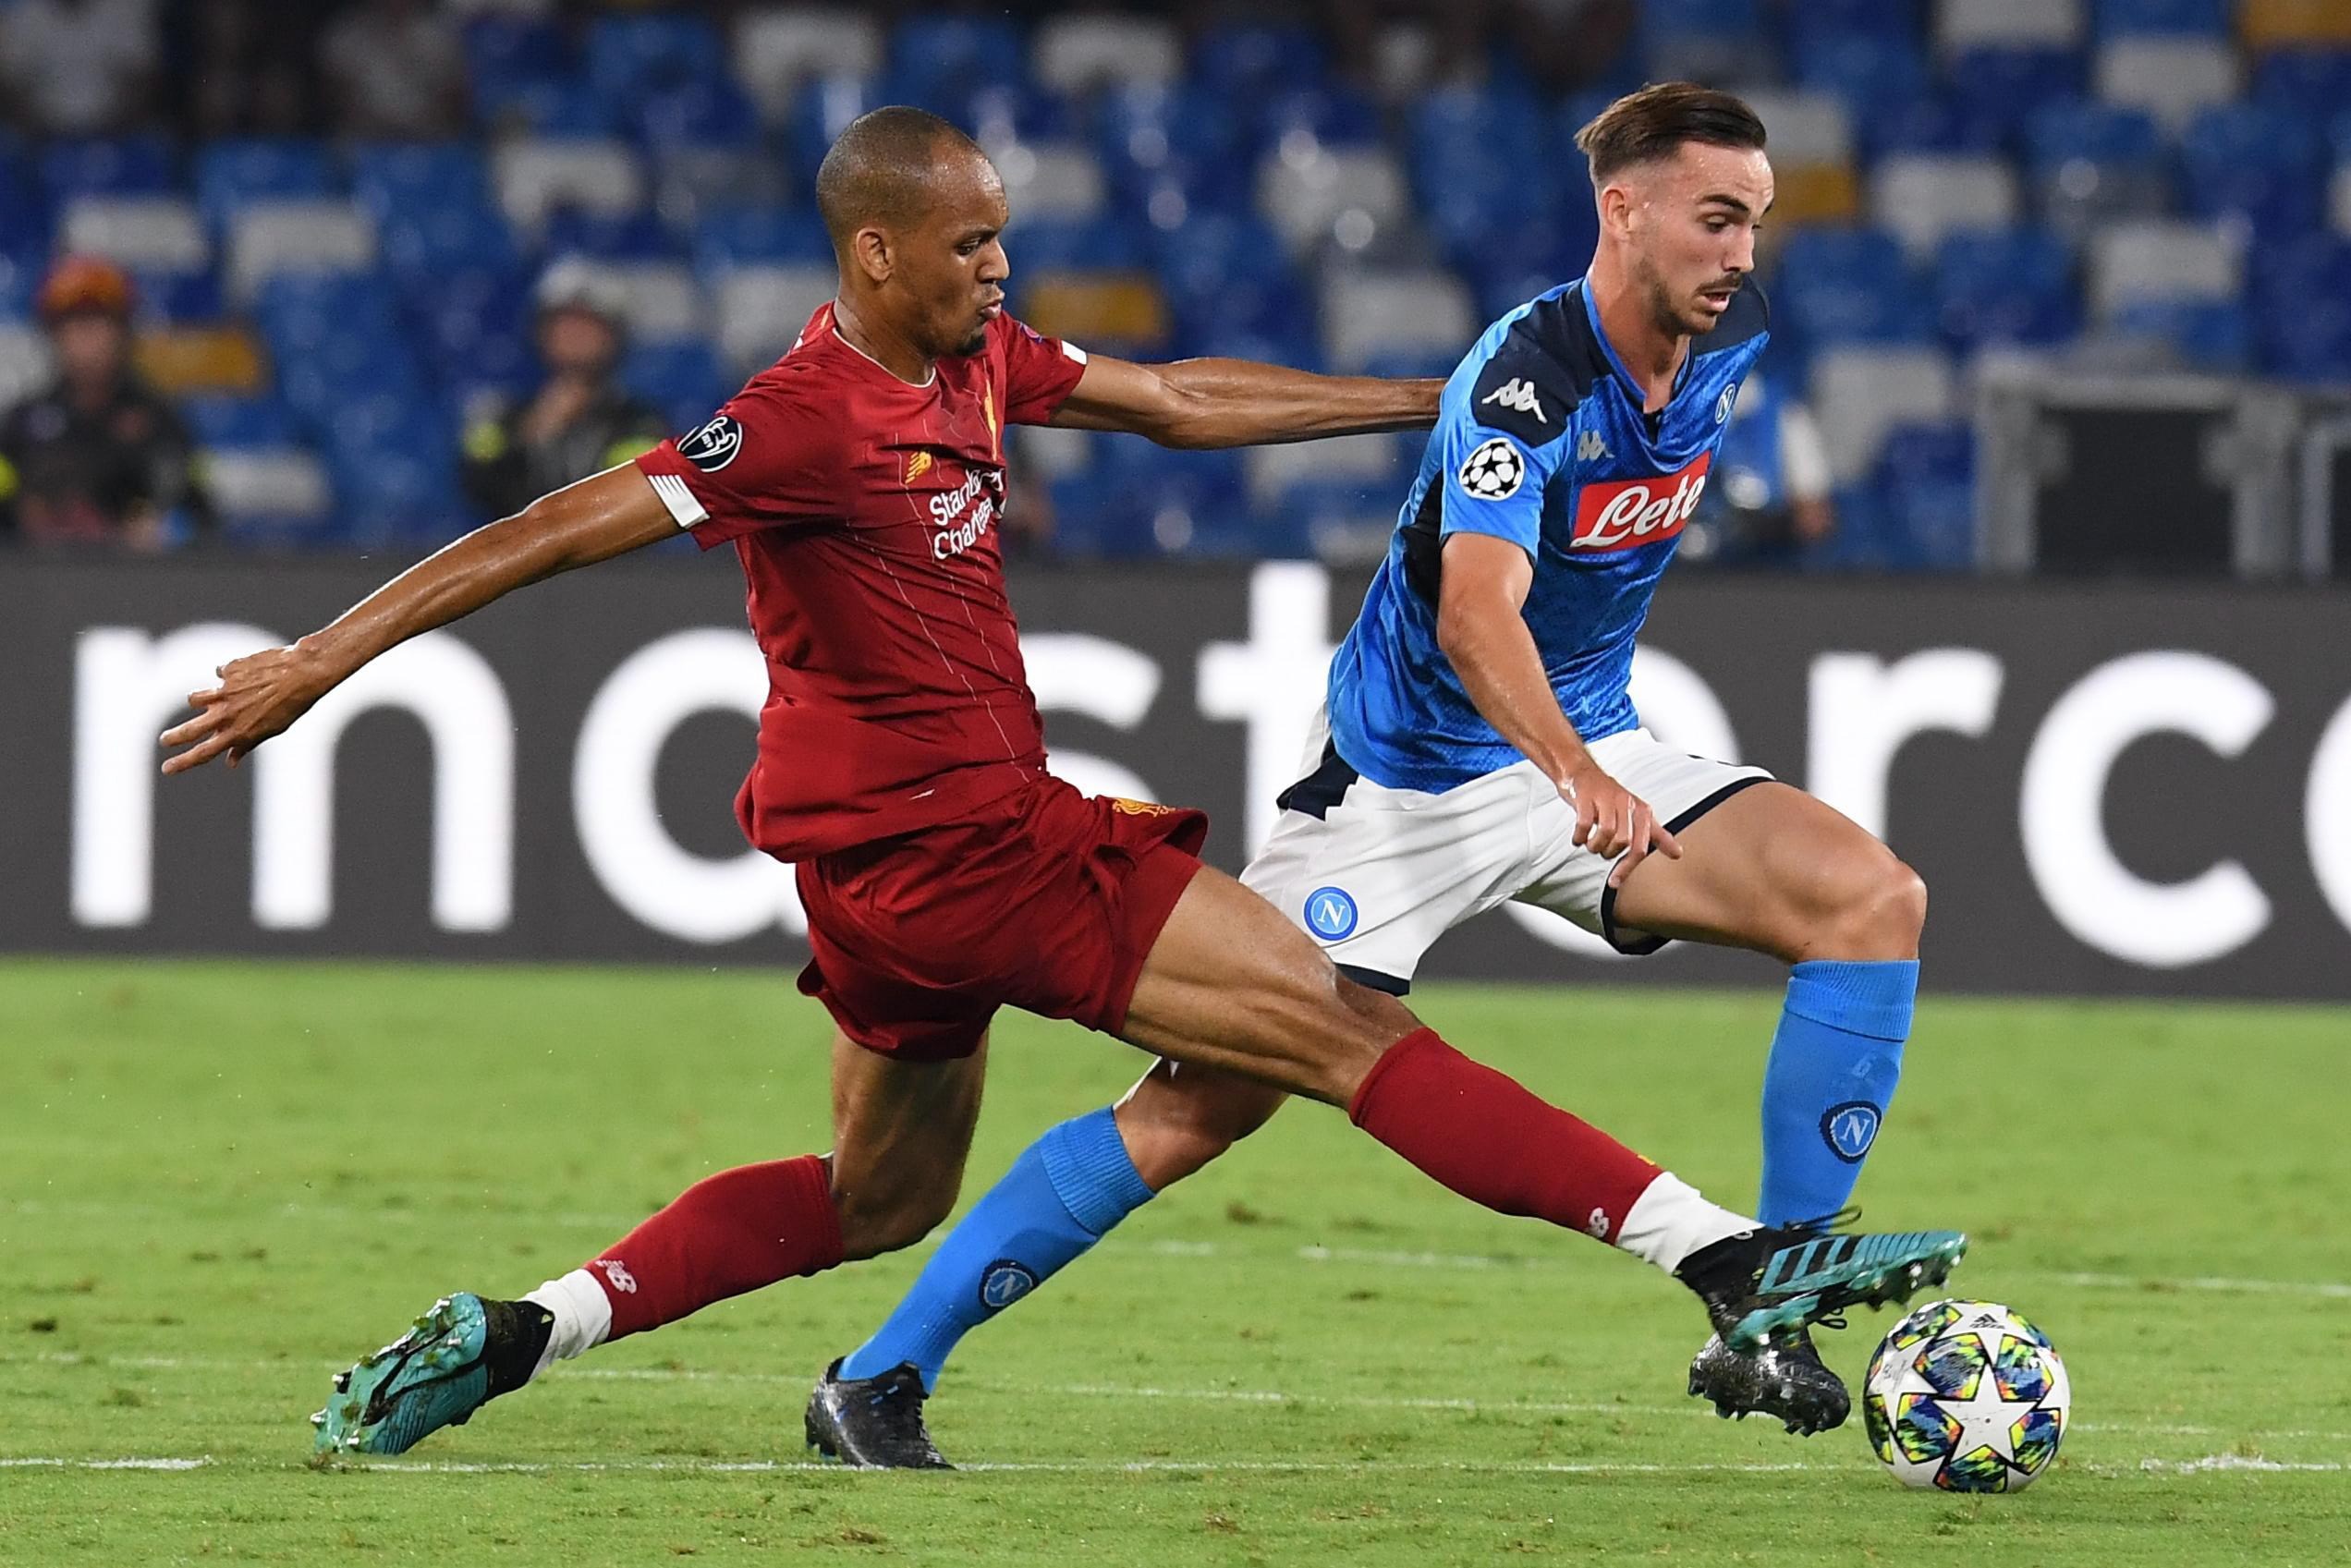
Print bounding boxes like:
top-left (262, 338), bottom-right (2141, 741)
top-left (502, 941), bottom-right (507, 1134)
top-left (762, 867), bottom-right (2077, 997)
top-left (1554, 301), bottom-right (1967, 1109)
top-left (1323, 276), bottom-right (1771, 795)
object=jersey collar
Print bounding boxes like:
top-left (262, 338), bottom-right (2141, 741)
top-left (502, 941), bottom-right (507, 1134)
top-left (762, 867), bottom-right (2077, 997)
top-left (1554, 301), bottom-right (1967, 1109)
top-left (1577, 276), bottom-right (1692, 411)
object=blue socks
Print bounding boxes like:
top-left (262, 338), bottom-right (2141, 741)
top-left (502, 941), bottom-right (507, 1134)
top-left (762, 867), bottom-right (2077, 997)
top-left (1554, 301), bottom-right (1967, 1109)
top-left (837, 1106), bottom-right (1151, 1392)
top-left (1757, 959), bottom-right (1917, 1226)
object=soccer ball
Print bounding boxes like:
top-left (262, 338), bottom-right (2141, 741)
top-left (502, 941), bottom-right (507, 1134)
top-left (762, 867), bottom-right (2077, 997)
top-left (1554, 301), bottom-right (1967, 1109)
top-left (1862, 1299), bottom-right (2070, 1492)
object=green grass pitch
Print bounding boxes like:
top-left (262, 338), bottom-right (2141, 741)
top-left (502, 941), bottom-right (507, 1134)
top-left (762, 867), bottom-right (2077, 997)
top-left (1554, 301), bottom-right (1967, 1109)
top-left (4, 959), bottom-right (2347, 1565)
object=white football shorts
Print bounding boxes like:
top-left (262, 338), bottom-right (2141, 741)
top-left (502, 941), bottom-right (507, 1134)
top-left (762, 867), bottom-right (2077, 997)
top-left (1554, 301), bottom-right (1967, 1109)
top-left (1240, 709), bottom-right (1773, 991)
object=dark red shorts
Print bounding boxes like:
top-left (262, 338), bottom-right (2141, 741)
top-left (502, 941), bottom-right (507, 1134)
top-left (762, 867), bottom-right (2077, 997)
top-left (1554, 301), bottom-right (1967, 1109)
top-left (795, 776), bottom-right (1209, 1062)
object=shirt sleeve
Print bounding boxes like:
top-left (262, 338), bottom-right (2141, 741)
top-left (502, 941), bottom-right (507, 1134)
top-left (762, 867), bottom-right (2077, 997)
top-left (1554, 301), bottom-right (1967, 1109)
top-left (1431, 406), bottom-right (1566, 558)
top-left (632, 377), bottom-right (837, 548)
top-left (997, 315), bottom-right (1089, 427)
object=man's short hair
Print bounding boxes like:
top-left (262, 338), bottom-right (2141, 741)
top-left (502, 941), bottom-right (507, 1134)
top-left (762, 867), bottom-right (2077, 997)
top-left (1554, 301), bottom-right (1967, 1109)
top-left (1572, 83), bottom-right (1767, 184)
top-left (814, 105), bottom-right (988, 248)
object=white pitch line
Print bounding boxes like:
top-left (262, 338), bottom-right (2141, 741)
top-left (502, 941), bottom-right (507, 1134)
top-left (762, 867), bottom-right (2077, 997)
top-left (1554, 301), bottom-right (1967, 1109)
top-left (2051, 1271), bottom-right (2351, 1301)
top-left (0, 1457), bottom-right (211, 1471)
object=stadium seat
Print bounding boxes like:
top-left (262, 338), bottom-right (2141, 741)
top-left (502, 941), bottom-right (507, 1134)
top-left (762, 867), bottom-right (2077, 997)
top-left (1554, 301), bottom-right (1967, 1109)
top-left (1016, 270), bottom-right (1169, 355)
top-left (1322, 268), bottom-right (1478, 372)
top-left (379, 198), bottom-right (521, 283)
top-left (2335, 164), bottom-right (2351, 237)
top-left (1946, 48), bottom-right (2090, 147)
top-left (1860, 92), bottom-right (2011, 159)
top-left (59, 196), bottom-right (207, 274)
top-left (478, 70), bottom-right (626, 141)
top-left (713, 264), bottom-right (834, 371)
top-left (1809, 346), bottom-right (1958, 484)
top-left (1795, 33), bottom-right (1931, 120)
top-left (38, 137), bottom-right (177, 204)
top-left (586, 13), bottom-right (725, 104)
top-left (1725, 91), bottom-right (1858, 226)
top-left (1772, 227), bottom-right (1924, 347)
top-left (1277, 473), bottom-right (1403, 567)
top-left (2249, 49), bottom-right (2351, 123)
top-left (541, 207), bottom-right (682, 262)
top-left (194, 140), bottom-right (338, 232)
top-left (2240, 0), bottom-right (2351, 51)
top-left (493, 140), bottom-right (646, 236)
top-left (2023, 102), bottom-right (2172, 238)
top-left (2178, 103), bottom-right (2326, 242)
top-left (2096, 36), bottom-right (2242, 131)
top-left (1034, 14), bottom-right (1181, 93)
top-left (1256, 145), bottom-right (1411, 257)
top-left (1192, 23), bottom-right (1329, 99)
top-left (0, 322), bottom-right (50, 407)
top-left (1783, 0), bottom-right (1926, 44)
top-left (890, 14), bottom-right (1029, 105)
top-left (632, 79), bottom-right (762, 152)
top-left (1095, 84), bottom-right (1256, 216)
top-left (225, 201), bottom-right (377, 303)
top-left (1934, 226), bottom-right (2080, 347)
top-left (1261, 87), bottom-right (1387, 151)
top-left (992, 140), bottom-right (1106, 221)
top-left (1638, 0), bottom-right (1768, 81)
top-left (734, 8), bottom-right (883, 122)
top-left (690, 205), bottom-right (834, 280)
top-left (623, 340), bottom-right (728, 433)
top-left (2088, 218), bottom-right (2243, 317)
top-left (1868, 155), bottom-right (2020, 259)
top-left (2110, 296), bottom-right (2253, 369)
top-left (2253, 239), bottom-right (2351, 375)
top-left (203, 448), bottom-right (339, 549)
top-left (348, 143), bottom-right (493, 225)
top-left (2094, 0), bottom-right (2230, 34)
top-left (1244, 432), bottom-right (1399, 510)
top-left (1938, 0), bottom-right (2087, 53)
top-left (133, 268), bottom-right (223, 324)
top-left (1004, 215), bottom-right (1146, 272)
top-left (1875, 423), bottom-right (1980, 571)
top-left (783, 75), bottom-right (895, 185)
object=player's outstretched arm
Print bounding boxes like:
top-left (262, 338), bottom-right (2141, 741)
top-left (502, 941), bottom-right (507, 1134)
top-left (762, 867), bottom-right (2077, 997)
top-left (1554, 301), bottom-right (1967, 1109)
top-left (158, 465), bottom-right (677, 775)
top-left (1048, 354), bottom-right (1442, 448)
top-left (1436, 531), bottom-right (1679, 885)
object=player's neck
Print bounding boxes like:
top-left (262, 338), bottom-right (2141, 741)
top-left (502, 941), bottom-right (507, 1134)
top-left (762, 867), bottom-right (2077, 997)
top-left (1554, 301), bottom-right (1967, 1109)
top-left (830, 296), bottom-right (937, 387)
top-left (1584, 258), bottom-right (1688, 414)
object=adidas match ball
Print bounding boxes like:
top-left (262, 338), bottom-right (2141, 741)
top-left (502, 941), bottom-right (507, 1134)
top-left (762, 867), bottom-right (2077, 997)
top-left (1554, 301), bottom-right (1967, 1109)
top-left (1862, 1299), bottom-right (2070, 1492)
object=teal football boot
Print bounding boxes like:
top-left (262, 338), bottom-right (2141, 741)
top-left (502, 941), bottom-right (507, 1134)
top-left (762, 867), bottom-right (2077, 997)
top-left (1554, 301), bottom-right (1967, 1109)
top-left (1678, 1217), bottom-right (1968, 1355)
top-left (311, 1294), bottom-right (548, 1456)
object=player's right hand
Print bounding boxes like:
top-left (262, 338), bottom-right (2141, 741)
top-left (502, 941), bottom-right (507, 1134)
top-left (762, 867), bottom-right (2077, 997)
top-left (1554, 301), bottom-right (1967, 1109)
top-left (1558, 762), bottom-right (1682, 889)
top-left (157, 643), bottom-right (335, 775)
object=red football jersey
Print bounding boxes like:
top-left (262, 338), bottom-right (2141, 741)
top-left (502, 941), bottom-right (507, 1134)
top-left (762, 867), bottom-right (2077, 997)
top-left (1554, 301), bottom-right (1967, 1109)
top-left (635, 303), bottom-right (1090, 859)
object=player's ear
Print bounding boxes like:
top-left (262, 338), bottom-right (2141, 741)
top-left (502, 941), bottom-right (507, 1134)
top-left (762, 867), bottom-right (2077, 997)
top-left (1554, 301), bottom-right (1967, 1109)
top-left (1596, 180), bottom-right (1637, 239)
top-left (849, 225), bottom-right (894, 286)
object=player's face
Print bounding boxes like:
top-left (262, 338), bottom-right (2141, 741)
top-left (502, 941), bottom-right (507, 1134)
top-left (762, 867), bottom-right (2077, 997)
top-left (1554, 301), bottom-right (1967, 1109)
top-left (902, 151), bottom-right (1012, 359)
top-left (1614, 142), bottom-right (1772, 339)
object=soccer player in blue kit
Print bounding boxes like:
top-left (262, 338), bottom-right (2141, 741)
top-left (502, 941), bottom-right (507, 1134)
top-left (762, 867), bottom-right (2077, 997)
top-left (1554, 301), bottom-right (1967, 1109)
top-left (808, 84), bottom-right (1934, 1465)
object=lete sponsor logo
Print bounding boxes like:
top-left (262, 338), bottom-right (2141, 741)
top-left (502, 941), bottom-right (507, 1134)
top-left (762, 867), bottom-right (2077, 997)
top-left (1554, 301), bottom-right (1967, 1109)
top-left (1570, 453), bottom-right (1711, 552)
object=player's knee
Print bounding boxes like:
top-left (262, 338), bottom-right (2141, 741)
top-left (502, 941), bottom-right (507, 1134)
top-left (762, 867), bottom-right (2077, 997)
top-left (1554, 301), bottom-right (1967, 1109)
top-left (833, 1173), bottom-right (958, 1260)
top-left (1812, 853), bottom-right (1927, 960)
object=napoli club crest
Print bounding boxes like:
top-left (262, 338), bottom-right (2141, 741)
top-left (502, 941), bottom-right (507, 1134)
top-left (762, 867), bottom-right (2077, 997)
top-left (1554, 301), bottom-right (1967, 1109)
top-left (1821, 1100), bottom-right (1882, 1162)
top-left (978, 1259), bottom-right (1039, 1312)
top-left (1303, 886), bottom-right (1358, 942)
top-left (677, 414), bottom-right (743, 472)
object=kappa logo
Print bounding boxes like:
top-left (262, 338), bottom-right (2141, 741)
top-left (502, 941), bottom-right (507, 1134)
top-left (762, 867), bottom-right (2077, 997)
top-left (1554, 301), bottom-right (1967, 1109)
top-left (1481, 377), bottom-right (1546, 424)
top-left (1568, 452), bottom-right (1711, 551)
top-left (676, 414), bottom-right (743, 473)
top-left (978, 1259), bottom-right (1040, 1312)
top-left (593, 1258), bottom-right (638, 1295)
top-left (1576, 429), bottom-right (1608, 463)
top-left (1821, 1100), bottom-right (1882, 1163)
top-left (1303, 885), bottom-right (1358, 942)
top-left (1457, 436), bottom-right (1527, 501)
top-left (904, 449), bottom-right (933, 484)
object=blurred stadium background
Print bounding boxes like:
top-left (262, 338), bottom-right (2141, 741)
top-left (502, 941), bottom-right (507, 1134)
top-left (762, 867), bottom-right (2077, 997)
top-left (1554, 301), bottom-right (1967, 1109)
top-left (3, 0), bottom-right (2350, 572)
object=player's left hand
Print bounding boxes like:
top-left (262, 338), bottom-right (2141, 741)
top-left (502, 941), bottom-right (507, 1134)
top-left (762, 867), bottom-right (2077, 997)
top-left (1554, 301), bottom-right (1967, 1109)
top-left (157, 643), bottom-right (336, 775)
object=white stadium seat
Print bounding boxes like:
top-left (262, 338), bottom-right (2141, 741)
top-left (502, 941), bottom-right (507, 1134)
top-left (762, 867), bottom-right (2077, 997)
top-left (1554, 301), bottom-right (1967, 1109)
top-left (1258, 146), bottom-right (1411, 256)
top-left (1322, 267), bottom-right (1478, 372)
top-left (493, 140), bottom-right (646, 234)
top-left (608, 261), bottom-right (705, 343)
top-left (1732, 91), bottom-right (1854, 168)
top-left (201, 449), bottom-right (333, 518)
top-left (2333, 164), bottom-right (2351, 238)
top-left (1034, 15), bottom-right (1182, 93)
top-left (2089, 220), bottom-right (2242, 317)
top-left (1869, 155), bottom-right (2020, 259)
top-left (990, 141), bottom-right (1106, 221)
top-left (225, 201), bottom-right (377, 302)
top-left (60, 196), bottom-right (208, 273)
top-left (1245, 432), bottom-right (1400, 507)
top-left (1809, 346), bottom-right (1956, 485)
top-left (713, 263), bottom-right (834, 371)
top-left (2095, 37), bottom-right (2241, 132)
top-left (1938, 0), bottom-right (2085, 53)
top-left (0, 323), bottom-right (53, 407)
top-left (734, 8), bottom-right (884, 121)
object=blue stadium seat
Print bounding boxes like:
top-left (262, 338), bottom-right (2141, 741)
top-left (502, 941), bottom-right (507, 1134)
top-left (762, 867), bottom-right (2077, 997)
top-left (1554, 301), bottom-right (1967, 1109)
top-left (1260, 87), bottom-right (1385, 149)
top-left (785, 76), bottom-right (894, 186)
top-left (133, 268), bottom-right (222, 323)
top-left (2178, 103), bottom-right (2326, 243)
top-left (195, 140), bottom-right (337, 230)
top-left (1784, 0), bottom-right (1925, 44)
top-left (1191, 24), bottom-right (1328, 98)
top-left (348, 143), bottom-right (492, 224)
top-left (691, 205), bottom-right (834, 278)
top-left (1934, 226), bottom-right (2079, 348)
top-left (1796, 32), bottom-right (1931, 119)
top-left (1150, 212), bottom-right (1312, 348)
top-left (0, 247), bottom-right (43, 320)
top-left (1772, 227), bottom-right (1925, 346)
top-left (38, 137), bottom-right (177, 203)
top-left (1948, 49), bottom-right (2090, 149)
top-left (481, 74), bottom-right (626, 140)
top-left (1859, 92), bottom-right (2011, 159)
top-left (1874, 423), bottom-right (1980, 572)
top-left (542, 207), bottom-right (682, 262)
top-left (2023, 102), bottom-right (2172, 234)
top-left (2248, 235), bottom-right (2351, 378)
top-left (0, 144), bottom-right (43, 254)
top-left (1457, 213), bottom-right (1596, 322)
top-left (463, 13), bottom-right (569, 91)
top-left (890, 14), bottom-right (1029, 103)
top-left (950, 80), bottom-right (1078, 144)
top-left (586, 13), bottom-right (725, 103)
top-left (2111, 297), bottom-right (2252, 370)
top-left (411, 263), bottom-right (534, 392)
top-left (2095, 0), bottom-right (2230, 35)
top-left (2251, 49), bottom-right (2351, 124)
top-left (633, 79), bottom-right (761, 152)
top-left (623, 341), bottom-right (729, 432)
top-left (182, 394), bottom-right (299, 450)
top-left (333, 445), bottom-right (468, 549)
top-left (1005, 215), bottom-right (1147, 271)
top-left (380, 198), bottom-right (520, 282)
top-left (1640, 0), bottom-right (1769, 79)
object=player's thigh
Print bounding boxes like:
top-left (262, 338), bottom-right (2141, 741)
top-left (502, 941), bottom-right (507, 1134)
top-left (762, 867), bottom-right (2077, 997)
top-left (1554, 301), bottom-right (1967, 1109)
top-left (1609, 782), bottom-right (1921, 963)
top-left (1114, 1056), bottom-right (1292, 1190)
top-left (827, 1027), bottom-right (990, 1259)
top-left (1120, 866), bottom-right (1419, 1109)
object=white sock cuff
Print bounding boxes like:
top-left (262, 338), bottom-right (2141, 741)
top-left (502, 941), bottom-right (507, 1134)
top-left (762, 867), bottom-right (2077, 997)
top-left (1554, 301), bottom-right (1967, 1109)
top-left (523, 1268), bottom-right (614, 1381)
top-left (1614, 1173), bottom-right (1754, 1273)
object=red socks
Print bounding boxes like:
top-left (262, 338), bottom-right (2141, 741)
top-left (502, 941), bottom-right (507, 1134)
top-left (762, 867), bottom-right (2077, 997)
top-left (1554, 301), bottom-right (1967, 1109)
top-left (1348, 1027), bottom-right (1662, 1244)
top-left (586, 1154), bottom-right (844, 1341)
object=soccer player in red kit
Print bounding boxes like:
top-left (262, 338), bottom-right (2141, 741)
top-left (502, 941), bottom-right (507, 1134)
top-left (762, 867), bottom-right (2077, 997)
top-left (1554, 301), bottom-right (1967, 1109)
top-left (159, 108), bottom-right (1963, 1463)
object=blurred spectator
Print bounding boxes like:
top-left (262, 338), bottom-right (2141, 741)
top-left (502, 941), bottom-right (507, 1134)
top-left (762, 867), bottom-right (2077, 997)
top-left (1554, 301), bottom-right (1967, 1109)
top-left (322, 0), bottom-right (470, 141)
top-left (461, 261), bottom-right (668, 521)
top-left (1507, 0), bottom-right (1637, 94)
top-left (1314, 0), bottom-right (1501, 93)
top-left (0, 0), bottom-right (162, 135)
top-left (1690, 373), bottom-right (1835, 567)
top-left (0, 256), bottom-right (213, 550)
top-left (181, 1), bottom-right (326, 138)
